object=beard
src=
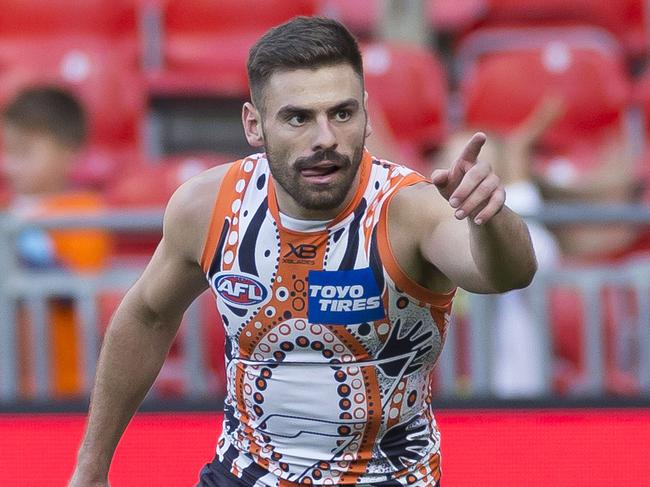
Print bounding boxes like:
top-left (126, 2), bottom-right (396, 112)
top-left (265, 134), bottom-right (366, 212)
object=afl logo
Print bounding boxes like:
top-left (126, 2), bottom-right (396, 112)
top-left (214, 273), bottom-right (268, 306)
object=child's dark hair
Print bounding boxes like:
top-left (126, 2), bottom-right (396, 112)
top-left (3, 86), bottom-right (87, 148)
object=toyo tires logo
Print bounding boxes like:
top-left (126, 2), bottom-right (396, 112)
top-left (307, 268), bottom-right (386, 325)
top-left (213, 273), bottom-right (268, 306)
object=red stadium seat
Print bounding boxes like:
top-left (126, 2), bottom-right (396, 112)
top-left (0, 0), bottom-right (137, 38)
top-left (105, 154), bottom-right (231, 259)
top-left (164, 0), bottom-right (316, 34)
top-left (428, 0), bottom-right (488, 32)
top-left (458, 27), bottom-right (631, 152)
top-left (0, 36), bottom-right (145, 148)
top-left (362, 42), bottom-right (449, 156)
top-left (480, 0), bottom-right (647, 56)
top-left (106, 154), bottom-right (232, 208)
top-left (147, 0), bottom-right (317, 96)
top-left (549, 284), bottom-right (640, 395)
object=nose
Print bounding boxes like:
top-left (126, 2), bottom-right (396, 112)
top-left (311, 116), bottom-right (338, 153)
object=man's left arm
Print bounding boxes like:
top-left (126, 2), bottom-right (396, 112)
top-left (421, 133), bottom-right (538, 294)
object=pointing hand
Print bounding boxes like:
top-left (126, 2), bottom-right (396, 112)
top-left (431, 132), bottom-right (505, 225)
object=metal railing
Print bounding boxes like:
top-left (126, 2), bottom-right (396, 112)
top-left (437, 258), bottom-right (650, 398)
top-left (1, 205), bottom-right (649, 403)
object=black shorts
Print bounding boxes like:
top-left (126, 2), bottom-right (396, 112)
top-left (196, 457), bottom-right (250, 487)
top-left (196, 456), bottom-right (441, 487)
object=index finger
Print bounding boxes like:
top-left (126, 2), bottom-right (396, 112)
top-left (459, 132), bottom-right (487, 164)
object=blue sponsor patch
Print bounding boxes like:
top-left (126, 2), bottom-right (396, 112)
top-left (307, 268), bottom-right (385, 325)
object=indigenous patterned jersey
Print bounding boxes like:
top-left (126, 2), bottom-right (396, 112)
top-left (200, 150), bottom-right (454, 486)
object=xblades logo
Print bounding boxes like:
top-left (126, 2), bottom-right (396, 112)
top-left (283, 243), bottom-right (317, 264)
top-left (285, 243), bottom-right (317, 259)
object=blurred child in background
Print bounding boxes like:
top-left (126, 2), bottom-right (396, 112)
top-left (1, 86), bottom-right (112, 398)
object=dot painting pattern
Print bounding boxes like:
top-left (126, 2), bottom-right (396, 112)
top-left (205, 153), bottom-right (452, 486)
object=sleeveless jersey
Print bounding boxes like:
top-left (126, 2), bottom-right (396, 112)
top-left (200, 150), bottom-right (455, 486)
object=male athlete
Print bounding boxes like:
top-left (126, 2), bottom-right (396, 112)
top-left (70, 16), bottom-right (536, 487)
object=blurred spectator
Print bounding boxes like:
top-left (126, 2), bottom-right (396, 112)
top-left (436, 98), bottom-right (563, 396)
top-left (533, 127), bottom-right (644, 262)
top-left (1, 86), bottom-right (112, 398)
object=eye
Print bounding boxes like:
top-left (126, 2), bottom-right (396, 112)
top-left (334, 110), bottom-right (351, 122)
top-left (288, 113), bottom-right (307, 126)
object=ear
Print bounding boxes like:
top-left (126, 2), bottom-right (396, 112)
top-left (363, 91), bottom-right (373, 140)
top-left (242, 102), bottom-right (265, 148)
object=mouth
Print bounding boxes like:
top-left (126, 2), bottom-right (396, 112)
top-left (299, 161), bottom-right (342, 184)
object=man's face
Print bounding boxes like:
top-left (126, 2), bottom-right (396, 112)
top-left (251, 64), bottom-right (370, 216)
top-left (1, 124), bottom-right (75, 195)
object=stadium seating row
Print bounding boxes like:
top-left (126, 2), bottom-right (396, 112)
top-left (0, 1), bottom-right (648, 171)
top-left (2, 28), bottom-right (650, 204)
top-left (327, 0), bottom-right (648, 56)
top-left (2, 0), bottom-right (646, 51)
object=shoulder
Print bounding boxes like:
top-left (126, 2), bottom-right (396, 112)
top-left (387, 180), bottom-right (452, 232)
top-left (163, 162), bottom-right (234, 263)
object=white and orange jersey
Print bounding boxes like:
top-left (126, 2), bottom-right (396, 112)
top-left (200, 150), bottom-right (454, 486)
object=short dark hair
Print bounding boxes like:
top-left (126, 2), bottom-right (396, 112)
top-left (2, 86), bottom-right (87, 148)
top-left (247, 16), bottom-right (364, 109)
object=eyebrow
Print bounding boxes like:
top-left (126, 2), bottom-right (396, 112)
top-left (276, 98), bottom-right (360, 119)
top-left (328, 99), bottom-right (360, 114)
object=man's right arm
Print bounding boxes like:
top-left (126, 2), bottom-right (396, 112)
top-left (69, 166), bottom-right (227, 486)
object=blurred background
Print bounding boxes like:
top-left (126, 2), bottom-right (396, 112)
top-left (1, 0), bottom-right (650, 485)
